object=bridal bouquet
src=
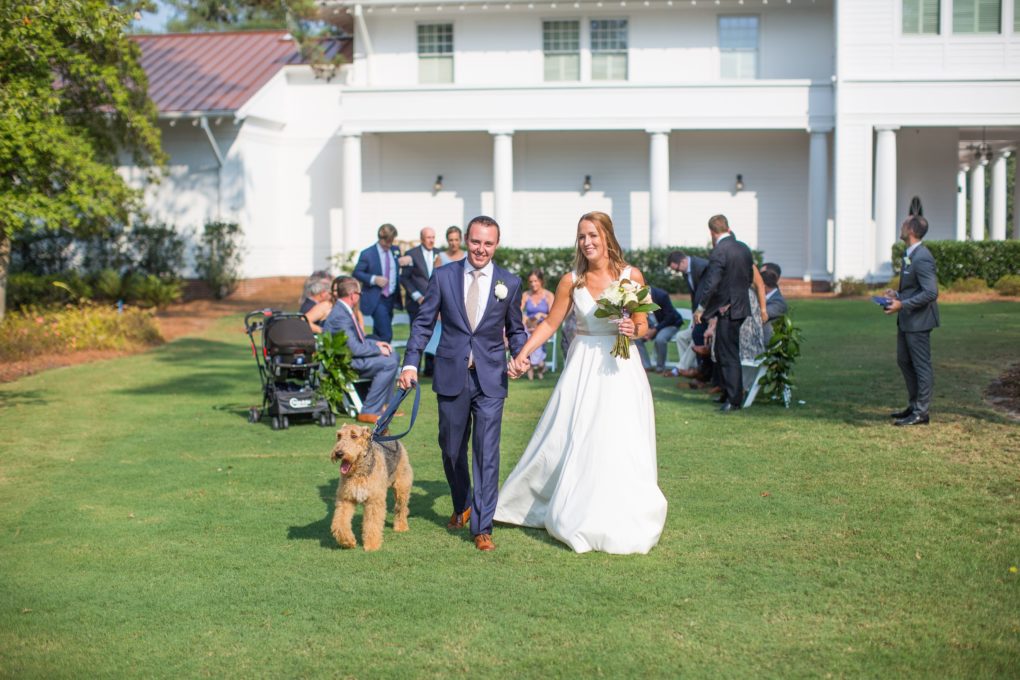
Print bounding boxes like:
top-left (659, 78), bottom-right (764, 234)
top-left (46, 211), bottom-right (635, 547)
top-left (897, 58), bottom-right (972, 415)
top-left (594, 278), bottom-right (660, 359)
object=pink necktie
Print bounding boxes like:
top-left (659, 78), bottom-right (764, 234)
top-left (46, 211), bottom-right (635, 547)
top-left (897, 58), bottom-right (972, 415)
top-left (382, 250), bottom-right (391, 297)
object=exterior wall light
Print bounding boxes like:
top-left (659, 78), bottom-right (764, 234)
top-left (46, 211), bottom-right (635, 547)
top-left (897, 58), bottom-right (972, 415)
top-left (735, 174), bottom-right (744, 192)
top-left (433, 175), bottom-right (443, 192)
top-left (583, 174), bottom-right (592, 193)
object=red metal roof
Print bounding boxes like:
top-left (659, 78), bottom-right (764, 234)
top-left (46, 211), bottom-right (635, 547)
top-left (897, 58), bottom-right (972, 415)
top-left (131, 30), bottom-right (348, 114)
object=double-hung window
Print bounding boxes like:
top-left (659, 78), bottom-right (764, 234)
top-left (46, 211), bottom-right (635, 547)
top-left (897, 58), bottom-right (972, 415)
top-left (543, 20), bottom-right (581, 81)
top-left (952, 0), bottom-right (1001, 33)
top-left (902, 0), bottom-right (940, 34)
top-left (591, 19), bottom-right (628, 80)
top-left (719, 16), bottom-right (758, 79)
top-left (418, 23), bottom-right (454, 84)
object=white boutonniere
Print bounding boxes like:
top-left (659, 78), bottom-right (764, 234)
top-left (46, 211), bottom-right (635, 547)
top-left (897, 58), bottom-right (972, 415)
top-left (903, 255), bottom-right (911, 268)
top-left (494, 280), bottom-right (508, 301)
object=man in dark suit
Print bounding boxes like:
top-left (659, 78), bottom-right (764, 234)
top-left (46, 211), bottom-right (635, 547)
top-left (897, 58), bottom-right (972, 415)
top-left (637, 286), bottom-right (685, 373)
top-left (759, 264), bottom-right (788, 344)
top-left (399, 216), bottom-right (528, 552)
top-left (693, 214), bottom-right (755, 412)
top-left (353, 223), bottom-right (403, 343)
top-left (321, 277), bottom-right (399, 424)
top-left (668, 250), bottom-right (709, 310)
top-left (884, 215), bottom-right (940, 426)
top-left (400, 227), bottom-right (437, 376)
top-left (668, 250), bottom-right (712, 382)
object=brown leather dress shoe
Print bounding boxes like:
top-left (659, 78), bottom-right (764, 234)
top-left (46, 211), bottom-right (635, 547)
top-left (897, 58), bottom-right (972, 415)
top-left (446, 507), bottom-right (471, 530)
top-left (356, 413), bottom-right (380, 424)
top-left (473, 534), bottom-right (496, 551)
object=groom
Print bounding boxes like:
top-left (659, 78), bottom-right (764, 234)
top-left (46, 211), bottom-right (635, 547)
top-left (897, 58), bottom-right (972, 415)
top-left (398, 216), bottom-right (528, 552)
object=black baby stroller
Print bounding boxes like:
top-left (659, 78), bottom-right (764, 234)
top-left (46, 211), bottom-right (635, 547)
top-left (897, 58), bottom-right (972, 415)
top-left (244, 309), bottom-right (335, 430)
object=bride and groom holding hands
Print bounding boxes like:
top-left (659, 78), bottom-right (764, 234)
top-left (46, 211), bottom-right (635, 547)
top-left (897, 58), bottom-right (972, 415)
top-left (398, 212), bottom-right (667, 554)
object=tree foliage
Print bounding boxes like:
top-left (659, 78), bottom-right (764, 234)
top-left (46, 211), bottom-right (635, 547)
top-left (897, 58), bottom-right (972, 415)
top-left (0, 0), bottom-right (166, 318)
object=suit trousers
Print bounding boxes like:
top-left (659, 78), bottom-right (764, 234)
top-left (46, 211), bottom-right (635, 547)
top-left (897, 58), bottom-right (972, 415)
top-left (352, 352), bottom-right (399, 415)
top-left (436, 368), bottom-right (505, 536)
top-left (370, 295), bottom-right (396, 343)
top-left (716, 315), bottom-right (744, 406)
top-left (897, 328), bottom-right (933, 415)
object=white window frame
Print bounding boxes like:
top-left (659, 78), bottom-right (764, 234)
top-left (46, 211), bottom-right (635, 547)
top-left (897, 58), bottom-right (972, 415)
top-left (417, 22), bottom-right (454, 84)
top-left (589, 18), bottom-right (628, 81)
top-left (543, 19), bottom-right (581, 82)
top-left (902, 0), bottom-right (941, 34)
top-left (718, 14), bottom-right (759, 80)
top-left (952, 0), bottom-right (1002, 34)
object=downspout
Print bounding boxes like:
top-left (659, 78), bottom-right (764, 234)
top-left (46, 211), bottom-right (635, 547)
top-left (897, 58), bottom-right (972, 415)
top-left (199, 115), bottom-right (225, 219)
top-left (354, 4), bottom-right (375, 86)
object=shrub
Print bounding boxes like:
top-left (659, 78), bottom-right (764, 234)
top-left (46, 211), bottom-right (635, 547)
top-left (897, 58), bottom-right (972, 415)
top-left (127, 223), bottom-right (187, 281)
top-left (892, 240), bottom-right (1020, 287)
top-left (756, 314), bottom-right (803, 408)
top-left (7, 272), bottom-right (92, 309)
top-left (0, 304), bottom-right (163, 363)
top-left (131, 275), bottom-right (183, 308)
top-left (993, 274), bottom-right (1020, 296)
top-left (92, 268), bottom-right (125, 301)
top-left (314, 331), bottom-right (359, 414)
top-left (194, 221), bottom-right (244, 299)
top-left (836, 277), bottom-right (870, 297)
top-left (947, 277), bottom-right (991, 294)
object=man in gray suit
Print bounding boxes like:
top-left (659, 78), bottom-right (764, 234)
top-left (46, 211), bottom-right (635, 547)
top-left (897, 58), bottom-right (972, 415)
top-left (884, 215), bottom-right (940, 426)
top-left (321, 276), bottom-right (399, 424)
top-left (759, 264), bottom-right (788, 344)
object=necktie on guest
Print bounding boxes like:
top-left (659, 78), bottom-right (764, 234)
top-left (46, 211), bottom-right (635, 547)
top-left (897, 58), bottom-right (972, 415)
top-left (382, 250), bottom-right (391, 297)
top-left (353, 308), bottom-right (366, 342)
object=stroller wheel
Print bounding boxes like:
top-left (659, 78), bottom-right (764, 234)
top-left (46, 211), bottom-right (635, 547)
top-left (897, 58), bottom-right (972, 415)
top-left (248, 407), bottom-right (261, 424)
top-left (281, 415), bottom-right (290, 430)
top-left (328, 412), bottom-right (336, 426)
top-left (317, 413), bottom-right (329, 427)
top-left (271, 416), bottom-right (282, 431)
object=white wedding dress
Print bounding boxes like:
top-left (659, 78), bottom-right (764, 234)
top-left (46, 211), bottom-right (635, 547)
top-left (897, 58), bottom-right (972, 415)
top-left (495, 269), bottom-right (668, 554)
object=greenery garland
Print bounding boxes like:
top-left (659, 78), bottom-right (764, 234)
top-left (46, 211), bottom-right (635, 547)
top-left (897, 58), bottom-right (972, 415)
top-left (314, 331), bottom-right (359, 415)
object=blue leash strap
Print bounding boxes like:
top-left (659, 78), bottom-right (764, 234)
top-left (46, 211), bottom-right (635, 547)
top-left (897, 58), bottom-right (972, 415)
top-left (371, 380), bottom-right (421, 442)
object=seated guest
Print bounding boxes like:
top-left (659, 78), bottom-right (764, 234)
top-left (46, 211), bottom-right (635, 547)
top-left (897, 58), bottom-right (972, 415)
top-left (636, 286), bottom-right (684, 374)
top-left (300, 276), bottom-right (333, 333)
top-left (299, 270), bottom-right (332, 311)
top-left (521, 269), bottom-right (555, 380)
top-left (760, 265), bottom-right (788, 343)
top-left (321, 276), bottom-right (399, 424)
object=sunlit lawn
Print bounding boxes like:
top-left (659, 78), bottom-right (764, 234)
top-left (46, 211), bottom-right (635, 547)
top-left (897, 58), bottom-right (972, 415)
top-left (0, 299), bottom-right (1018, 677)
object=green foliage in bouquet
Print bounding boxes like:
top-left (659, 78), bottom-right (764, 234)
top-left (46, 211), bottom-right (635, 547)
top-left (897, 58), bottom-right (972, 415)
top-left (756, 315), bottom-right (803, 407)
top-left (314, 331), bottom-right (359, 414)
top-left (593, 280), bottom-right (660, 359)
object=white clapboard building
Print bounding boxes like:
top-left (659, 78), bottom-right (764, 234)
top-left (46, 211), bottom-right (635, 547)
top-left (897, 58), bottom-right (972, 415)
top-left (128, 0), bottom-right (1020, 284)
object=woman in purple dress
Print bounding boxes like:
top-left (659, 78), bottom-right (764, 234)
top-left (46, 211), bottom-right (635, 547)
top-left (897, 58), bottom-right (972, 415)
top-left (520, 269), bottom-right (555, 380)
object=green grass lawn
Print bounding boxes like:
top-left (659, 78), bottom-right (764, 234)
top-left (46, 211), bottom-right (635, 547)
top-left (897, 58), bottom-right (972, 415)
top-left (1, 300), bottom-right (1018, 677)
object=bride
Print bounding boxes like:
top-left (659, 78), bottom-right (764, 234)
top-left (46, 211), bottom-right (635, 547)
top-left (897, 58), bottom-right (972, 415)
top-left (496, 211), bottom-right (668, 554)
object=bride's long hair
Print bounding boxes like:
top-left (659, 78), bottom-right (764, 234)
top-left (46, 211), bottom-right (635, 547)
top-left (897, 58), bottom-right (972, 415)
top-left (573, 211), bottom-right (628, 289)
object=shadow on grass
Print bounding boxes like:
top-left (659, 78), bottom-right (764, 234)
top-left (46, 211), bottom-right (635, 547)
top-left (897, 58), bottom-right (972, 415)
top-left (0, 389), bottom-right (49, 410)
top-left (117, 338), bottom-right (253, 397)
top-left (287, 479), bottom-right (451, 549)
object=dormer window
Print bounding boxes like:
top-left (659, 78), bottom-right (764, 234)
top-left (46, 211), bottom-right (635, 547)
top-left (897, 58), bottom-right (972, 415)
top-left (418, 23), bottom-right (454, 84)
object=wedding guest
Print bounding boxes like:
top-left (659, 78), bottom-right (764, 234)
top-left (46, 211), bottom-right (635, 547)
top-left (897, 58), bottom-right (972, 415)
top-left (435, 225), bottom-right (467, 268)
top-left (353, 223), bottom-right (403, 343)
top-left (401, 227), bottom-right (438, 376)
top-left (668, 250), bottom-right (711, 383)
top-left (299, 270), bottom-right (332, 312)
top-left (321, 277), bottom-right (399, 424)
top-left (636, 286), bottom-right (684, 374)
top-left (300, 275), bottom-right (333, 333)
top-left (521, 269), bottom-right (555, 380)
top-left (760, 266), bottom-right (788, 344)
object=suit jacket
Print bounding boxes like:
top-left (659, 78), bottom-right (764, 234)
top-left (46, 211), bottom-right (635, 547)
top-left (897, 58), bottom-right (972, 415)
top-left (403, 259), bottom-right (528, 399)
top-left (765, 288), bottom-right (788, 321)
top-left (697, 234), bottom-right (754, 321)
top-left (897, 243), bottom-right (940, 332)
top-left (321, 302), bottom-right (381, 360)
top-left (353, 244), bottom-right (403, 315)
top-left (687, 255), bottom-right (709, 309)
top-left (399, 244), bottom-right (435, 318)
top-left (649, 287), bottom-right (683, 330)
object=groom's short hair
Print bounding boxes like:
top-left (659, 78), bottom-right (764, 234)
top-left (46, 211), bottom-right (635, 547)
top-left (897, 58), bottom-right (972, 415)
top-left (465, 215), bottom-right (500, 242)
top-left (708, 214), bottom-right (730, 234)
top-left (905, 215), bottom-right (929, 239)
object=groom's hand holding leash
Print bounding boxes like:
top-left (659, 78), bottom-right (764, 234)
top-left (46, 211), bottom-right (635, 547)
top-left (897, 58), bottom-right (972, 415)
top-left (398, 368), bottom-right (417, 390)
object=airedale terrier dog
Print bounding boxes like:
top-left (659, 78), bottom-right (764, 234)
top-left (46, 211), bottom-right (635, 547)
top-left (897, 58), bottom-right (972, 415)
top-left (330, 424), bottom-right (412, 551)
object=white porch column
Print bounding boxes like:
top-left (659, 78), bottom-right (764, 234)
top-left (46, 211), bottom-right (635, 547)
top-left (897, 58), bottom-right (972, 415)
top-left (970, 162), bottom-right (986, 240)
top-left (873, 126), bottom-right (899, 277)
top-left (990, 151), bottom-right (1009, 240)
top-left (648, 129), bottom-right (670, 248)
top-left (1015, 153), bottom-right (1020, 239)
top-left (807, 129), bottom-right (830, 280)
top-left (956, 167), bottom-right (968, 241)
top-left (342, 132), bottom-right (362, 255)
top-left (491, 130), bottom-right (514, 242)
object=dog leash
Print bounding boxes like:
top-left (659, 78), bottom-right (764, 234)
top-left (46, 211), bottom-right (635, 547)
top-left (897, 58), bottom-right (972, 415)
top-left (371, 380), bottom-right (421, 443)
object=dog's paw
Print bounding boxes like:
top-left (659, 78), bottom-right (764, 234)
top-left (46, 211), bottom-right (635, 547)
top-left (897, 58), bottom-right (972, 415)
top-left (362, 541), bottom-right (381, 552)
top-left (393, 521), bottom-right (409, 532)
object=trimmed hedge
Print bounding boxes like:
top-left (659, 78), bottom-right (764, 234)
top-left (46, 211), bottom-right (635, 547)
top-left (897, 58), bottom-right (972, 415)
top-left (494, 245), bottom-right (762, 295)
top-left (892, 240), bottom-right (1020, 287)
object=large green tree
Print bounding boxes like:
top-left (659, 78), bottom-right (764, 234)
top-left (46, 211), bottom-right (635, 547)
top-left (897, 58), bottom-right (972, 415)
top-left (0, 0), bottom-right (166, 320)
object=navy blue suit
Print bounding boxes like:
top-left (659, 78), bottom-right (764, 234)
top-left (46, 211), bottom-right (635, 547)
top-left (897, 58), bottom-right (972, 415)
top-left (403, 259), bottom-right (528, 536)
top-left (353, 244), bottom-right (403, 343)
top-left (321, 302), bottom-right (398, 415)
